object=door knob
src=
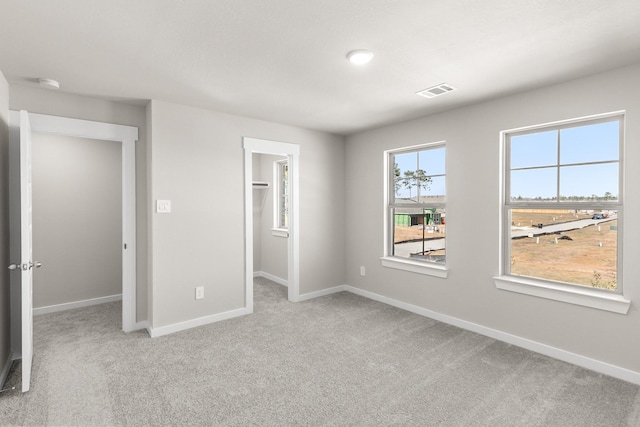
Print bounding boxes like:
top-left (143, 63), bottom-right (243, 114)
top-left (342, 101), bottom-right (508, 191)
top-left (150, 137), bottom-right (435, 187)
top-left (27, 261), bottom-right (43, 270)
top-left (8, 263), bottom-right (20, 271)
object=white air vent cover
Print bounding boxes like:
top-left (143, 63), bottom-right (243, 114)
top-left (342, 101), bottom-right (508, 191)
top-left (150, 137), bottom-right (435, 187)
top-left (416, 83), bottom-right (456, 99)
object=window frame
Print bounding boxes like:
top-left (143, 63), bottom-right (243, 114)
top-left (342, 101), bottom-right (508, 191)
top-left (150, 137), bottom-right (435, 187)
top-left (381, 141), bottom-right (448, 278)
top-left (272, 159), bottom-right (289, 237)
top-left (495, 111), bottom-right (630, 314)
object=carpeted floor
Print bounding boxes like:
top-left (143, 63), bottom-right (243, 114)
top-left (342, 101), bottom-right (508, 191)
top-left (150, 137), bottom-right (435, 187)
top-left (1, 277), bottom-right (639, 426)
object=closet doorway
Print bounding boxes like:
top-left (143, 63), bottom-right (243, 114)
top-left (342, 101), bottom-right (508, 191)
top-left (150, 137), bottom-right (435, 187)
top-left (17, 112), bottom-right (138, 333)
top-left (31, 133), bottom-right (122, 317)
top-left (243, 138), bottom-right (300, 310)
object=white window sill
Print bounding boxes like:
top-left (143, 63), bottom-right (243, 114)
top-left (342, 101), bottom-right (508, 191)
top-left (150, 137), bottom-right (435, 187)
top-left (380, 256), bottom-right (448, 278)
top-left (271, 228), bottom-right (289, 238)
top-left (494, 275), bottom-right (630, 314)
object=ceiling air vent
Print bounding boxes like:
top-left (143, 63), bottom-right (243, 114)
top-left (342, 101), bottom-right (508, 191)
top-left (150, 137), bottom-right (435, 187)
top-left (416, 83), bottom-right (456, 99)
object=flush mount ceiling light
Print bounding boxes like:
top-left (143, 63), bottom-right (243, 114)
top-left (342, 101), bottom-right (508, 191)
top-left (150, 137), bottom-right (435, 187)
top-left (416, 83), bottom-right (456, 99)
top-left (38, 78), bottom-right (60, 90)
top-left (347, 49), bottom-right (374, 65)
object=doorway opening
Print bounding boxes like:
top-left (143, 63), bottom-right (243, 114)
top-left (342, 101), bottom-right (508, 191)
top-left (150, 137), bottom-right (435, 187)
top-left (9, 111), bottom-right (138, 343)
top-left (31, 133), bottom-right (123, 320)
top-left (243, 137), bottom-right (299, 310)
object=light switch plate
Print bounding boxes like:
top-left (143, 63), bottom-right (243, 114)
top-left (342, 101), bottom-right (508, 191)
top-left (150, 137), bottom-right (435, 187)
top-left (156, 200), bottom-right (171, 213)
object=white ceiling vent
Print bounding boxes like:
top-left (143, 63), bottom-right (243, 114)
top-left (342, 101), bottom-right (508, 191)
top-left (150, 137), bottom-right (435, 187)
top-left (416, 83), bottom-right (456, 99)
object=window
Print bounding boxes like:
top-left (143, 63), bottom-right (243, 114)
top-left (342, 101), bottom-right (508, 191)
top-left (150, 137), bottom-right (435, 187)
top-left (274, 159), bottom-right (288, 230)
top-left (497, 112), bottom-right (629, 313)
top-left (382, 143), bottom-right (446, 276)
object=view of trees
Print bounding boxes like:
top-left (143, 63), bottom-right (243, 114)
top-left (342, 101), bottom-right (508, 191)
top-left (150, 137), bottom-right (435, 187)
top-left (394, 163), bottom-right (432, 198)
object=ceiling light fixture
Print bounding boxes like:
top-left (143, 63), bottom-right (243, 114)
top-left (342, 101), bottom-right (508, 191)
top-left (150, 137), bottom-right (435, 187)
top-left (347, 49), bottom-right (374, 65)
top-left (38, 78), bottom-right (60, 90)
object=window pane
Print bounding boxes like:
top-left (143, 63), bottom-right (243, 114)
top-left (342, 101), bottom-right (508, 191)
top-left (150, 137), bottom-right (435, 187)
top-left (509, 208), bottom-right (617, 290)
top-left (560, 121), bottom-right (619, 164)
top-left (560, 163), bottom-right (618, 201)
top-left (510, 167), bottom-right (557, 201)
top-left (394, 151), bottom-right (418, 201)
top-left (393, 208), bottom-right (445, 263)
top-left (276, 161), bottom-right (288, 228)
top-left (510, 130), bottom-right (557, 169)
top-left (419, 146), bottom-right (445, 176)
top-left (422, 175), bottom-right (445, 198)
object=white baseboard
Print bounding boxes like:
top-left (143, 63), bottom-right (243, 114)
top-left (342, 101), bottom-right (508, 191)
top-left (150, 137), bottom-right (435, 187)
top-left (34, 294), bottom-right (122, 316)
top-left (343, 285), bottom-right (640, 386)
top-left (254, 271), bottom-right (288, 287)
top-left (148, 307), bottom-right (252, 338)
top-left (298, 285), bottom-right (346, 302)
top-left (0, 355), bottom-right (12, 390)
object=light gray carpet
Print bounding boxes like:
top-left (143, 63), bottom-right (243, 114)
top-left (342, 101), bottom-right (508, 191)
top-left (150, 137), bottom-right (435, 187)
top-left (1, 278), bottom-right (639, 426)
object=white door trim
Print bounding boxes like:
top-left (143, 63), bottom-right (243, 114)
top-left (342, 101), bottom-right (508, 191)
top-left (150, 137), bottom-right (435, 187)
top-left (24, 112), bottom-right (138, 333)
top-left (243, 137), bottom-right (300, 306)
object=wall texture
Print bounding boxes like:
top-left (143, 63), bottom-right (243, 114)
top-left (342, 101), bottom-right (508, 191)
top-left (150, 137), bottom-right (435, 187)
top-left (0, 71), bottom-right (11, 384)
top-left (9, 86), bottom-right (148, 321)
top-left (31, 133), bottom-right (121, 308)
top-left (148, 100), bottom-right (345, 329)
top-left (345, 63), bottom-right (640, 374)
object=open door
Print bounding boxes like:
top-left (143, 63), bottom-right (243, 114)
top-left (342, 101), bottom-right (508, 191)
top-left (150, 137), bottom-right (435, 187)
top-left (8, 110), bottom-right (38, 393)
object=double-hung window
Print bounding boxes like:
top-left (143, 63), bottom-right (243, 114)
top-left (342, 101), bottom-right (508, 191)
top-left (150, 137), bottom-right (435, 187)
top-left (382, 142), bottom-right (447, 277)
top-left (496, 112), bottom-right (629, 313)
top-left (273, 159), bottom-right (289, 231)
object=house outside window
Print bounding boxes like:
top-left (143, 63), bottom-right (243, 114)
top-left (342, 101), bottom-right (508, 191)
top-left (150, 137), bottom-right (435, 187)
top-left (382, 142), bottom-right (446, 277)
top-left (496, 112), bottom-right (629, 313)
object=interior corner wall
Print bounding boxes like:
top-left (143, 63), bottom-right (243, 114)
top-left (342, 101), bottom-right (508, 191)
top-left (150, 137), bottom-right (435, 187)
top-left (0, 70), bottom-right (11, 383)
top-left (252, 153), bottom-right (263, 272)
top-left (344, 63), bottom-right (640, 374)
top-left (148, 100), bottom-right (345, 329)
top-left (9, 85), bottom-right (149, 322)
top-left (145, 101), bottom-right (153, 328)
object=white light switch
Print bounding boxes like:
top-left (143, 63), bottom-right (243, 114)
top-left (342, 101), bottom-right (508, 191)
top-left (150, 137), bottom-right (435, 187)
top-left (156, 200), bottom-right (171, 213)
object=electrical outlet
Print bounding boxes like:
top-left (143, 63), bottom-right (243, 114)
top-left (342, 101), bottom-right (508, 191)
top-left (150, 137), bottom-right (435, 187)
top-left (360, 266), bottom-right (366, 276)
top-left (195, 286), bottom-right (204, 300)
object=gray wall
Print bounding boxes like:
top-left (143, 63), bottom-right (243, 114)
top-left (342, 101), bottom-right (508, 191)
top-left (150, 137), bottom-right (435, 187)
top-left (0, 71), bottom-right (10, 381)
top-left (252, 153), bottom-right (262, 272)
top-left (252, 153), bottom-right (288, 281)
top-left (148, 100), bottom-right (345, 328)
top-left (9, 86), bottom-right (148, 321)
top-left (345, 63), bottom-right (640, 373)
top-left (31, 133), bottom-right (121, 308)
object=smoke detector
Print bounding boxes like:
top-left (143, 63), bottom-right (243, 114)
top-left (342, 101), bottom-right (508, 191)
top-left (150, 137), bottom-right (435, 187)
top-left (38, 78), bottom-right (60, 90)
top-left (416, 83), bottom-right (456, 99)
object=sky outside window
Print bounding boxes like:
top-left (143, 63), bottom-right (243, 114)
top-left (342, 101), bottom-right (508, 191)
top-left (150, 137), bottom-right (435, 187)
top-left (509, 119), bottom-right (619, 201)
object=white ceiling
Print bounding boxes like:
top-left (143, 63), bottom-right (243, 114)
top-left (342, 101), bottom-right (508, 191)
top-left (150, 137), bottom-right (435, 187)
top-left (1, 0), bottom-right (639, 135)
